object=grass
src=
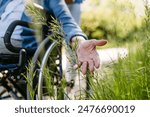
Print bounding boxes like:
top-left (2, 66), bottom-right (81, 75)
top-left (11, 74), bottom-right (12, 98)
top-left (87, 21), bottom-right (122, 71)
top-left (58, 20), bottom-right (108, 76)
top-left (89, 39), bottom-right (150, 100)
top-left (87, 1), bottom-right (150, 100)
top-left (25, 0), bottom-right (150, 100)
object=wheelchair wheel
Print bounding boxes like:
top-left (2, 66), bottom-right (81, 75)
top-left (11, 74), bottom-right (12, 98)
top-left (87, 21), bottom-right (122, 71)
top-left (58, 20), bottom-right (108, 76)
top-left (37, 40), bottom-right (64, 100)
top-left (27, 38), bottom-right (89, 100)
top-left (27, 38), bottom-right (64, 100)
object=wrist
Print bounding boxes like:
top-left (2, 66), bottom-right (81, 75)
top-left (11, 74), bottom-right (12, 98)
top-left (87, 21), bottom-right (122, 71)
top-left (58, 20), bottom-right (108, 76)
top-left (71, 36), bottom-right (86, 48)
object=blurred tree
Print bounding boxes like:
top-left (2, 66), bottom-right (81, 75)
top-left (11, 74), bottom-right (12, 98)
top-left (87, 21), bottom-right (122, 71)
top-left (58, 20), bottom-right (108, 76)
top-left (81, 0), bottom-right (144, 43)
top-left (89, 0), bottom-right (100, 5)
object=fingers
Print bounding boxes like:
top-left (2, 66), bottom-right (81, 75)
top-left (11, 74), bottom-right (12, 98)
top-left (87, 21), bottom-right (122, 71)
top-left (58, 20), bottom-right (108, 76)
top-left (73, 61), bottom-right (82, 69)
top-left (81, 60), bottom-right (94, 75)
top-left (93, 55), bottom-right (100, 68)
top-left (93, 39), bottom-right (107, 46)
top-left (81, 61), bottom-right (88, 75)
top-left (74, 60), bottom-right (97, 75)
top-left (88, 60), bottom-right (94, 73)
top-left (74, 39), bottom-right (106, 75)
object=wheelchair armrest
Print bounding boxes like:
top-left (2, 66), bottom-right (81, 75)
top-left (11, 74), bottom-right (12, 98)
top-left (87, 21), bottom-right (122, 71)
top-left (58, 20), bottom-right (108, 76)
top-left (3, 20), bottom-right (35, 53)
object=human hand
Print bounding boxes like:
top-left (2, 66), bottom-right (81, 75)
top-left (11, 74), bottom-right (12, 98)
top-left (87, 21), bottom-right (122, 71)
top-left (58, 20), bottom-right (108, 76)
top-left (71, 37), bottom-right (107, 75)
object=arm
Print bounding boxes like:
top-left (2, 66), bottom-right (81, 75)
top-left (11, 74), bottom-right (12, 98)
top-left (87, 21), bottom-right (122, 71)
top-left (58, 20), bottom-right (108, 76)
top-left (45, 0), bottom-right (107, 74)
top-left (45, 0), bottom-right (87, 44)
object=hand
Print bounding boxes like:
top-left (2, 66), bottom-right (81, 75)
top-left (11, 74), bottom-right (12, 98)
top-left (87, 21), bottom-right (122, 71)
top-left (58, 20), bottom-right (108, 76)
top-left (72, 37), bottom-right (107, 75)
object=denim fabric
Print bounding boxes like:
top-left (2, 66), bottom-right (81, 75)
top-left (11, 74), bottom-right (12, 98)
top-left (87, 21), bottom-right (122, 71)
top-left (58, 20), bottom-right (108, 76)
top-left (0, 0), bottom-right (25, 39)
top-left (67, 3), bottom-right (81, 25)
top-left (0, 0), bottom-right (12, 17)
top-left (0, 0), bottom-right (87, 49)
top-left (74, 0), bottom-right (84, 3)
top-left (43, 0), bottom-right (87, 44)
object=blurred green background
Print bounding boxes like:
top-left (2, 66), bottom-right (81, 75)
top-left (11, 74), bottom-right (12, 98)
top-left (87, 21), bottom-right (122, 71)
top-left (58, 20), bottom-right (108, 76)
top-left (80, 0), bottom-right (150, 100)
top-left (81, 0), bottom-right (148, 46)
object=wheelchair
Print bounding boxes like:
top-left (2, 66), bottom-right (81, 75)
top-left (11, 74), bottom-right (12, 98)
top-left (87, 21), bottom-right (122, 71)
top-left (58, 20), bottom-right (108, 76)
top-left (0, 4), bottom-right (89, 100)
top-left (0, 19), bottom-right (63, 99)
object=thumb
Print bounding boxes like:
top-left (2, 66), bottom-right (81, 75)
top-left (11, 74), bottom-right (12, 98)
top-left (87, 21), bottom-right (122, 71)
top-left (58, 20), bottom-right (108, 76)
top-left (93, 39), bottom-right (107, 46)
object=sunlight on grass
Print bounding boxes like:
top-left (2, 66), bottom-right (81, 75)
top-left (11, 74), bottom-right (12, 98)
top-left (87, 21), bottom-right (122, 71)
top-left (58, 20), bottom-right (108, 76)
top-left (90, 39), bottom-right (150, 100)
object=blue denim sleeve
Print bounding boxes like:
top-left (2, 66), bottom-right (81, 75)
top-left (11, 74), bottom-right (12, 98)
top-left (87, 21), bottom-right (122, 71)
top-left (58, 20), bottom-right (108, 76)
top-left (44, 0), bottom-right (87, 45)
top-left (74, 0), bottom-right (84, 3)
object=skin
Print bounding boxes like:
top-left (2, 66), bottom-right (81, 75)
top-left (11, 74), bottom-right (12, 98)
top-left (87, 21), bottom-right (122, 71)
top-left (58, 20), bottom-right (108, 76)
top-left (71, 36), bottom-right (107, 75)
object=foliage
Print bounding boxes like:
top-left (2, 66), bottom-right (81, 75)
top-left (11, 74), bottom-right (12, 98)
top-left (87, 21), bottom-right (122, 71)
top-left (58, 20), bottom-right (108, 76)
top-left (81, 0), bottom-right (144, 43)
top-left (90, 38), bottom-right (150, 100)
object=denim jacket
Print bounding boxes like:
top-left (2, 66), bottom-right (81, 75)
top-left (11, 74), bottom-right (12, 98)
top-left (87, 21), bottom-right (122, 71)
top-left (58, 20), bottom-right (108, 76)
top-left (0, 0), bottom-right (87, 48)
top-left (75, 0), bottom-right (84, 3)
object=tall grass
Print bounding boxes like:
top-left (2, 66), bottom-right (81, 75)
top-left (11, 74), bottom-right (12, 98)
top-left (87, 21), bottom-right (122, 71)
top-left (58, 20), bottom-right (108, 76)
top-left (89, 1), bottom-right (150, 100)
top-left (90, 43), bottom-right (150, 96)
top-left (89, 39), bottom-right (150, 100)
top-left (25, 3), bottom-right (67, 100)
